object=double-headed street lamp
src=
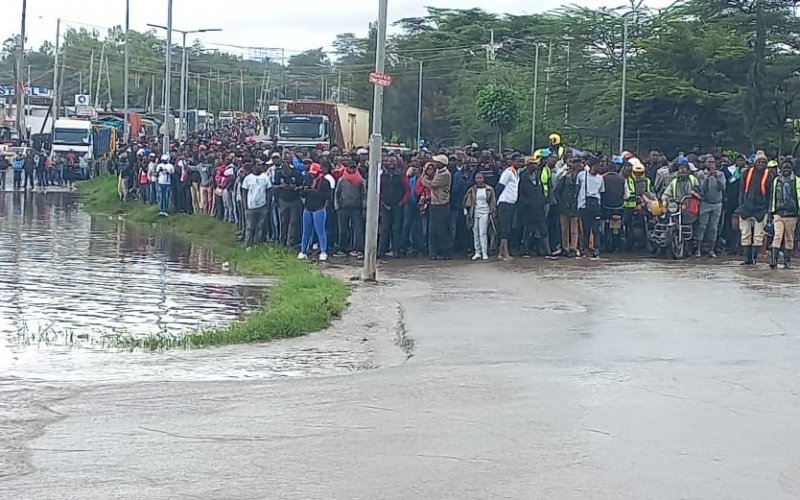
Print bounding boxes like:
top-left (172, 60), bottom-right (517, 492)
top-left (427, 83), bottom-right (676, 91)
top-left (149, 22), bottom-right (221, 142)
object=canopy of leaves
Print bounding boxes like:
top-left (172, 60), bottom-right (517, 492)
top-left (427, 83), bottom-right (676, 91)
top-left (4, 0), bottom-right (800, 154)
top-left (476, 84), bottom-right (520, 132)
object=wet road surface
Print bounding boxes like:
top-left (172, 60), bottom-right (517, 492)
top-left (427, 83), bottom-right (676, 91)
top-left (3, 256), bottom-right (800, 499)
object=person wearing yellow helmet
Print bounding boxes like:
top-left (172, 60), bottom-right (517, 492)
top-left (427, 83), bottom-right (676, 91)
top-left (548, 133), bottom-right (566, 161)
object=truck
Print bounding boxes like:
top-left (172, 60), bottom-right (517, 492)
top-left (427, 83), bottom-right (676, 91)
top-left (218, 110), bottom-right (233, 127)
top-left (51, 119), bottom-right (116, 178)
top-left (186, 109), bottom-right (211, 135)
top-left (279, 101), bottom-right (369, 151)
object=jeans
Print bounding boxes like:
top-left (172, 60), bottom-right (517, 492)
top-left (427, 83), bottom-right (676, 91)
top-left (245, 205), bottom-right (268, 246)
top-left (379, 204), bottom-right (403, 256)
top-left (159, 183), bottom-right (171, 213)
top-left (580, 203), bottom-right (602, 253)
top-left (547, 203), bottom-right (562, 251)
top-left (449, 207), bottom-right (467, 254)
top-left (0, 170), bottom-right (6, 190)
top-left (36, 169), bottom-right (47, 187)
top-left (277, 198), bottom-right (302, 247)
top-left (428, 204), bottom-right (450, 258)
top-left (301, 209), bottom-right (328, 254)
top-left (401, 203), bottom-right (423, 253)
top-left (24, 170), bottom-right (33, 189)
top-left (222, 189), bottom-right (234, 222)
top-left (13, 170), bottom-right (22, 190)
top-left (472, 213), bottom-right (490, 256)
top-left (56, 167), bottom-right (64, 186)
top-left (697, 202), bottom-right (722, 243)
top-left (338, 207), bottom-right (364, 252)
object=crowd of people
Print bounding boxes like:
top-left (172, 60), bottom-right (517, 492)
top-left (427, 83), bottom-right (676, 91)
top-left (112, 123), bottom-right (800, 270)
top-left (0, 148), bottom-right (91, 192)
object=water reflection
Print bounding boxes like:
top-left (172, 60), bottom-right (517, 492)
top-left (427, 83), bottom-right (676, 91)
top-left (0, 192), bottom-right (264, 357)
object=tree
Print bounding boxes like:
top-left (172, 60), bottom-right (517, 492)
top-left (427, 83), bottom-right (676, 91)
top-left (476, 83), bottom-right (520, 149)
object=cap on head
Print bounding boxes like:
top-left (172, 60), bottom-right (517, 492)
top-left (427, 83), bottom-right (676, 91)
top-left (160, 154), bottom-right (170, 162)
top-left (432, 154), bottom-right (449, 166)
top-left (357, 148), bottom-right (369, 155)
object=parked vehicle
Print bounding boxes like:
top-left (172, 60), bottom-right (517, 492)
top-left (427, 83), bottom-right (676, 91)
top-left (279, 100), bottom-right (369, 150)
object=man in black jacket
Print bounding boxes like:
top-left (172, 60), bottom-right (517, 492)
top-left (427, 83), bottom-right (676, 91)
top-left (739, 153), bottom-right (773, 265)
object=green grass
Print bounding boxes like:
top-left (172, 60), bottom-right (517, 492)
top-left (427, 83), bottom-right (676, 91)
top-left (77, 175), bottom-right (351, 351)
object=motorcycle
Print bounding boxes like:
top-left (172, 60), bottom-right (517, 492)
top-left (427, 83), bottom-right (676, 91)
top-left (628, 195), bottom-right (653, 251)
top-left (647, 194), bottom-right (698, 259)
top-left (600, 204), bottom-right (626, 253)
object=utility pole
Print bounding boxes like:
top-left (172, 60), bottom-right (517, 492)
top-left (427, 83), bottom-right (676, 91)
top-left (337, 69), bottom-right (342, 103)
top-left (179, 31), bottom-right (187, 140)
top-left (362, 0), bottom-right (388, 282)
top-left (79, 72), bottom-right (83, 94)
top-left (416, 60), bottom-right (423, 148)
top-left (105, 53), bottom-right (113, 108)
top-left (15, 0), bottom-right (27, 142)
top-left (51, 18), bottom-right (61, 137)
top-left (543, 41), bottom-right (552, 126)
top-left (620, 18), bottom-right (628, 155)
top-left (207, 69), bottom-right (212, 110)
top-left (162, 0), bottom-right (173, 152)
top-left (564, 42), bottom-right (570, 124)
top-left (88, 50), bottom-right (94, 103)
top-left (240, 69), bottom-right (244, 111)
top-left (196, 73), bottom-right (201, 109)
top-left (530, 43), bottom-right (540, 153)
top-left (123, 0), bottom-right (130, 142)
top-left (151, 74), bottom-right (155, 112)
top-left (95, 43), bottom-right (105, 107)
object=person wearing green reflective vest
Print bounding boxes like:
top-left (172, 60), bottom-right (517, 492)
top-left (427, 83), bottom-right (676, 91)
top-left (624, 161), bottom-right (652, 209)
top-left (769, 160), bottom-right (800, 269)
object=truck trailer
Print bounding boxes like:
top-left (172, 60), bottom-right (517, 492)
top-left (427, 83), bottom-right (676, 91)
top-left (279, 101), bottom-right (369, 151)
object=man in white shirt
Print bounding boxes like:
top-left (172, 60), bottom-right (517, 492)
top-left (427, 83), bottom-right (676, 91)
top-left (576, 156), bottom-right (605, 259)
top-left (241, 163), bottom-right (272, 246)
top-left (496, 156), bottom-right (521, 260)
top-left (157, 155), bottom-right (174, 216)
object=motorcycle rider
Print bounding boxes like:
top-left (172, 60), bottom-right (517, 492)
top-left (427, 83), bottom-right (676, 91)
top-left (662, 158), bottom-right (698, 203)
top-left (768, 160), bottom-right (800, 269)
top-left (624, 159), bottom-right (652, 248)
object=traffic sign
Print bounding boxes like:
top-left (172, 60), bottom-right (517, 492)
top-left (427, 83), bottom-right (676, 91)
top-left (369, 72), bottom-right (392, 87)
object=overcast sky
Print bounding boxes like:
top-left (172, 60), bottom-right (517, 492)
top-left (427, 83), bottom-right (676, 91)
top-left (5, 0), bottom-right (671, 58)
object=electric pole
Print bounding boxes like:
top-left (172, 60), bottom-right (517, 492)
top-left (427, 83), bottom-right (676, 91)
top-left (123, 0), bottom-right (130, 142)
top-left (362, 0), bottom-right (388, 282)
top-left (163, 0), bottom-right (173, 152)
top-left (15, 0), bottom-right (27, 142)
top-left (530, 43), bottom-right (539, 154)
top-left (51, 18), bottom-right (61, 136)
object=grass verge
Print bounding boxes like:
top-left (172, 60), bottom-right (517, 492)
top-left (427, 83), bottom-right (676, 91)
top-left (78, 175), bottom-right (351, 351)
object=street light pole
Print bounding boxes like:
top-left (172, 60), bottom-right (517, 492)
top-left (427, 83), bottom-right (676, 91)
top-left (162, 0), bottom-right (173, 153)
top-left (123, 0), bottom-right (130, 143)
top-left (416, 59), bottom-right (423, 148)
top-left (16, 0), bottom-right (27, 142)
top-left (362, 0), bottom-right (388, 282)
top-left (530, 43), bottom-right (539, 154)
top-left (619, 18), bottom-right (628, 155)
top-left (149, 24), bottom-right (221, 143)
top-left (179, 31), bottom-right (187, 140)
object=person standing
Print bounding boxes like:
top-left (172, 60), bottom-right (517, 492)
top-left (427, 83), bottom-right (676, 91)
top-left (556, 157), bottom-right (582, 257)
top-left (273, 156), bottom-right (304, 248)
top-left (378, 155), bottom-right (409, 258)
top-left (421, 155), bottom-right (452, 260)
top-left (518, 158), bottom-right (554, 258)
top-left (577, 157), bottom-right (605, 260)
top-left (495, 158), bottom-right (520, 260)
top-left (35, 150), bottom-right (47, 192)
top-left (739, 153), bottom-right (773, 265)
top-left (12, 151), bottom-right (24, 190)
top-left (156, 154), bottom-right (174, 216)
top-left (721, 155), bottom-right (745, 254)
top-left (769, 161), bottom-right (799, 269)
top-left (696, 155), bottom-right (725, 258)
top-left (0, 154), bottom-right (8, 190)
top-left (464, 172), bottom-right (496, 260)
top-left (401, 163), bottom-right (424, 257)
top-left (334, 161), bottom-right (366, 257)
top-left (23, 150), bottom-right (35, 191)
top-left (299, 163), bottom-right (332, 261)
top-left (241, 163), bottom-right (271, 247)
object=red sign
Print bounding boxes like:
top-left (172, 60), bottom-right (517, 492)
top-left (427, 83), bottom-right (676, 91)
top-left (369, 72), bottom-right (393, 87)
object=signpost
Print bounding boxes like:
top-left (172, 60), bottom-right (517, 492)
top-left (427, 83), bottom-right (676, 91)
top-left (368, 72), bottom-right (392, 87)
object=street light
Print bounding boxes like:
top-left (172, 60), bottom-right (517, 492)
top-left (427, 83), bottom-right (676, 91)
top-left (148, 23), bottom-right (221, 140)
top-left (619, 17), bottom-right (628, 155)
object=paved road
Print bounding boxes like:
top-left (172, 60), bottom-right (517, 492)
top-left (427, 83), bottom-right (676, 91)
top-left (4, 259), bottom-right (800, 499)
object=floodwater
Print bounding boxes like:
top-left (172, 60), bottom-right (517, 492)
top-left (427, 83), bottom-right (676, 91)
top-left (0, 191), bottom-right (270, 379)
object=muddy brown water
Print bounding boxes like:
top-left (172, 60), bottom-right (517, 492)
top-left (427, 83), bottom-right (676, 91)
top-left (0, 191), bottom-right (269, 375)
